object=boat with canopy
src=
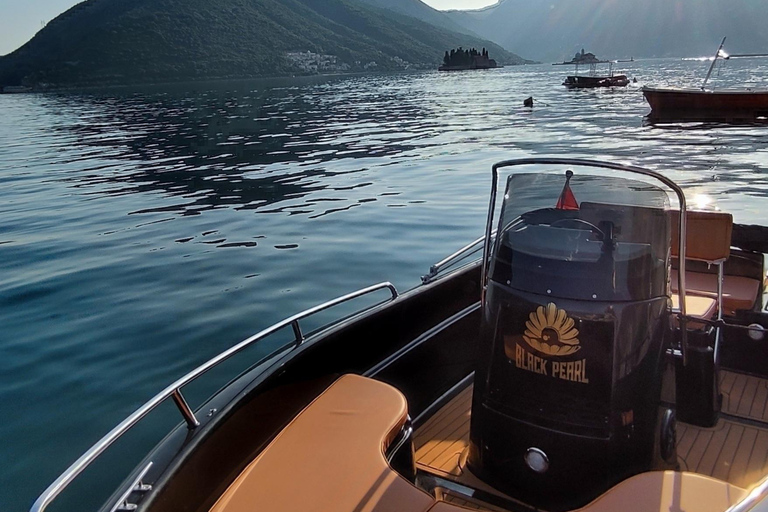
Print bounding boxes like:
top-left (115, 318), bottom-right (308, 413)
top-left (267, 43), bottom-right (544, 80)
top-left (555, 50), bottom-right (630, 89)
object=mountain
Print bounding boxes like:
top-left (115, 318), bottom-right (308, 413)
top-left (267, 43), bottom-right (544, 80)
top-left (0, 0), bottom-right (527, 88)
top-left (356, 0), bottom-right (476, 37)
top-left (444, 0), bottom-right (768, 62)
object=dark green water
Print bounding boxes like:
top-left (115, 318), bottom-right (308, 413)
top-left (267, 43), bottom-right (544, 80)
top-left (1, 59), bottom-right (767, 511)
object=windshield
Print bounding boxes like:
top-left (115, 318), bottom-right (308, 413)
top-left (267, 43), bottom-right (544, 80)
top-left (490, 170), bottom-right (672, 302)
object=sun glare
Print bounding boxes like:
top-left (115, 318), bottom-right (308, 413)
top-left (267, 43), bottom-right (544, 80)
top-left (692, 193), bottom-right (715, 210)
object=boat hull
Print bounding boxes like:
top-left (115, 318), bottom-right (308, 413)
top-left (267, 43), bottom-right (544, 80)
top-left (643, 87), bottom-right (768, 122)
top-left (563, 75), bottom-right (629, 89)
top-left (106, 264), bottom-right (483, 512)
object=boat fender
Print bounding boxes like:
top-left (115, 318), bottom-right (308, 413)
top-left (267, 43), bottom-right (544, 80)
top-left (748, 323), bottom-right (765, 341)
top-left (660, 408), bottom-right (677, 463)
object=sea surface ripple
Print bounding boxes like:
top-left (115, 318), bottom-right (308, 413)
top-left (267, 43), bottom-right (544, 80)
top-left (1, 58), bottom-right (767, 511)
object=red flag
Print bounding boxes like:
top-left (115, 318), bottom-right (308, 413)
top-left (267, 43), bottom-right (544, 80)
top-left (556, 170), bottom-right (579, 210)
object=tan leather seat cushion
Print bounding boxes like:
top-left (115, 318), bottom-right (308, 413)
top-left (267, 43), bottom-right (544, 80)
top-left (671, 294), bottom-right (717, 319)
top-left (671, 210), bottom-right (733, 262)
top-left (671, 294), bottom-right (717, 329)
top-left (574, 471), bottom-right (746, 512)
top-left (210, 374), bottom-right (434, 512)
top-left (671, 269), bottom-right (760, 315)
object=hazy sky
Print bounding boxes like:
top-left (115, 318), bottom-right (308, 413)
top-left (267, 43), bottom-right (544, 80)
top-left (0, 0), bottom-right (78, 55)
top-left (421, 0), bottom-right (498, 9)
top-left (0, 0), bottom-right (498, 56)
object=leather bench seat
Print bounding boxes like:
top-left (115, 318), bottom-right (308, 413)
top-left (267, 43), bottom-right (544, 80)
top-left (208, 375), bottom-right (755, 512)
top-left (574, 471), bottom-right (746, 512)
top-left (670, 294), bottom-right (717, 330)
top-left (671, 269), bottom-right (760, 316)
top-left (209, 374), bottom-right (452, 512)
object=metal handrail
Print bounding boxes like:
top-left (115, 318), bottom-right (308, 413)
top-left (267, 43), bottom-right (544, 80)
top-left (480, 158), bottom-right (688, 362)
top-left (726, 473), bottom-right (768, 512)
top-left (421, 232), bottom-right (494, 284)
top-left (31, 282), bottom-right (398, 512)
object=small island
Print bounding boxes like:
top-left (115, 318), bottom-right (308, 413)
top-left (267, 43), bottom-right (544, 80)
top-left (439, 47), bottom-right (498, 71)
top-left (554, 48), bottom-right (610, 66)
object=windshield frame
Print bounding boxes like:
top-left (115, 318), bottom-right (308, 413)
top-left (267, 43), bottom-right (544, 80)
top-left (481, 157), bottom-right (691, 360)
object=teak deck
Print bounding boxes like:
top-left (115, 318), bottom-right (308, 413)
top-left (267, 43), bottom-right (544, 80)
top-left (415, 385), bottom-right (472, 478)
top-left (415, 371), bottom-right (768, 492)
top-left (721, 370), bottom-right (768, 422)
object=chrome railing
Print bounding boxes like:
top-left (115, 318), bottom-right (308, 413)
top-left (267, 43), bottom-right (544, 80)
top-left (31, 282), bottom-right (398, 512)
top-left (726, 474), bottom-right (768, 512)
top-left (421, 233), bottom-right (492, 284)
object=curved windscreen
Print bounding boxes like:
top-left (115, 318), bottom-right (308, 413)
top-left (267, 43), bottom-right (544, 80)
top-left (490, 171), bottom-right (672, 302)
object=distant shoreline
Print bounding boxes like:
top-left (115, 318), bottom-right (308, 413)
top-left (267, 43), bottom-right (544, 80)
top-left (2, 64), bottom-right (540, 93)
top-left (1, 69), bottom-right (414, 94)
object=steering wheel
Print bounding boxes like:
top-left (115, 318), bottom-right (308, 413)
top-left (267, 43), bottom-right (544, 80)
top-left (550, 218), bottom-right (605, 238)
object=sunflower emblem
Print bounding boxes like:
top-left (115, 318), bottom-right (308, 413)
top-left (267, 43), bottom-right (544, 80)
top-left (523, 303), bottom-right (580, 356)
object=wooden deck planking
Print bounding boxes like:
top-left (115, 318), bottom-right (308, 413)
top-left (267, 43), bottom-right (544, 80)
top-left (726, 373), bottom-right (748, 417)
top-left (712, 423), bottom-right (745, 481)
top-left (697, 421), bottom-right (731, 476)
top-left (415, 380), bottom-right (768, 490)
top-left (419, 413), bottom-right (468, 462)
top-left (684, 427), bottom-right (714, 472)
top-left (721, 370), bottom-right (768, 422)
top-left (729, 427), bottom-right (758, 482)
top-left (415, 385), bottom-right (473, 476)
top-left (747, 430), bottom-right (768, 477)
top-left (675, 422), bottom-right (697, 462)
top-left (415, 386), bottom-right (472, 449)
top-left (721, 370), bottom-right (737, 395)
top-left (737, 377), bottom-right (759, 417)
top-left (749, 376), bottom-right (768, 420)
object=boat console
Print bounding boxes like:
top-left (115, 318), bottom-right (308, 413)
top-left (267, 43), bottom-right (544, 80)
top-left (468, 162), bottom-right (680, 510)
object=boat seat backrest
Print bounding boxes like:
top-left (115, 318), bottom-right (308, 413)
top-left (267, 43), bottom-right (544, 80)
top-left (670, 294), bottom-right (717, 330)
top-left (671, 210), bottom-right (733, 263)
top-left (579, 201), bottom-right (669, 248)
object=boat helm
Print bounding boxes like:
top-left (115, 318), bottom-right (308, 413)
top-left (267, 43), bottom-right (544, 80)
top-left (468, 159), bottom-right (687, 511)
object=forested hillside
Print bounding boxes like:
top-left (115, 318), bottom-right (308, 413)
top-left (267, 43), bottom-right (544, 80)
top-left (0, 0), bottom-right (526, 87)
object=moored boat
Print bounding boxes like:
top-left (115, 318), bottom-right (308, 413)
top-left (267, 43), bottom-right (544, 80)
top-left (556, 50), bottom-right (630, 89)
top-left (642, 87), bottom-right (768, 122)
top-left (31, 158), bottom-right (768, 512)
top-left (563, 74), bottom-right (630, 89)
top-left (643, 37), bottom-right (768, 122)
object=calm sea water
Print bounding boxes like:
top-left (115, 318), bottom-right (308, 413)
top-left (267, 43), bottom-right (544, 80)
top-left (1, 58), bottom-right (767, 511)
